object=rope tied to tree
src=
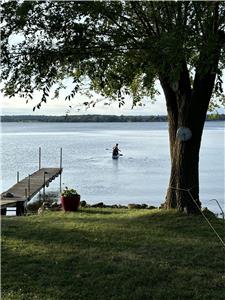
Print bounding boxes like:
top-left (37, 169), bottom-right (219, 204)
top-left (169, 186), bottom-right (225, 250)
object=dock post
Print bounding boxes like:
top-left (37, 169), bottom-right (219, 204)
top-left (28, 175), bottom-right (31, 198)
top-left (17, 171), bottom-right (19, 183)
top-left (16, 201), bottom-right (25, 216)
top-left (39, 147), bottom-right (41, 170)
top-left (43, 171), bottom-right (47, 201)
top-left (1, 208), bottom-right (7, 215)
top-left (60, 147), bottom-right (62, 193)
top-left (38, 147), bottom-right (41, 199)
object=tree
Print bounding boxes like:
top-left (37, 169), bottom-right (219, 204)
top-left (1, 1), bottom-right (225, 213)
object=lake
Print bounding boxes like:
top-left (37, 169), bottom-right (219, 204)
top-left (0, 121), bottom-right (224, 215)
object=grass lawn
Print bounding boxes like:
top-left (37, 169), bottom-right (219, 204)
top-left (1, 208), bottom-right (225, 300)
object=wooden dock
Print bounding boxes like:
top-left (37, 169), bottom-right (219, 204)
top-left (1, 168), bottom-right (62, 215)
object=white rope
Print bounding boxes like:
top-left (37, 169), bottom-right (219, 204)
top-left (169, 186), bottom-right (225, 250)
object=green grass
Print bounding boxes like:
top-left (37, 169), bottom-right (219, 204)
top-left (1, 208), bottom-right (225, 300)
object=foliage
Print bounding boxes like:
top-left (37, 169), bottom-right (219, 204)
top-left (61, 187), bottom-right (80, 197)
top-left (1, 209), bottom-right (225, 300)
top-left (1, 1), bottom-right (225, 110)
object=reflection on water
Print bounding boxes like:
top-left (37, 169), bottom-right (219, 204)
top-left (112, 157), bottom-right (119, 169)
top-left (1, 121), bottom-right (224, 215)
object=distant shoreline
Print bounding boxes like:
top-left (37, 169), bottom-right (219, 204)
top-left (1, 114), bottom-right (224, 123)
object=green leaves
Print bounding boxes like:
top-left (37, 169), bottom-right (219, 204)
top-left (1, 1), bottom-right (225, 110)
top-left (61, 187), bottom-right (80, 197)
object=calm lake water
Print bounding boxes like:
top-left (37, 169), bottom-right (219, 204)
top-left (0, 121), bottom-right (224, 215)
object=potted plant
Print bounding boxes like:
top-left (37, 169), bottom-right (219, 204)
top-left (61, 187), bottom-right (80, 212)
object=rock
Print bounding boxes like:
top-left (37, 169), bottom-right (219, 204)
top-left (51, 206), bottom-right (62, 211)
top-left (50, 202), bottom-right (62, 211)
top-left (111, 205), bottom-right (119, 208)
top-left (80, 200), bottom-right (87, 207)
top-left (43, 201), bottom-right (50, 208)
top-left (38, 206), bottom-right (44, 215)
top-left (202, 207), bottom-right (216, 218)
top-left (183, 207), bottom-right (188, 214)
top-left (128, 204), bottom-right (142, 209)
top-left (148, 206), bottom-right (157, 210)
top-left (141, 204), bottom-right (148, 209)
top-left (118, 205), bottom-right (127, 209)
top-left (91, 202), bottom-right (104, 208)
top-left (51, 201), bottom-right (59, 208)
top-left (159, 203), bottom-right (165, 209)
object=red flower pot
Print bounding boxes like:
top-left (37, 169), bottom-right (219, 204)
top-left (61, 195), bottom-right (80, 212)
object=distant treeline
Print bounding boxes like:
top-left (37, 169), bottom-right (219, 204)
top-left (1, 115), bottom-right (168, 122)
top-left (1, 114), bottom-right (224, 122)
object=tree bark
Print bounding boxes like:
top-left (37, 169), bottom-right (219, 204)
top-left (160, 59), bottom-right (219, 214)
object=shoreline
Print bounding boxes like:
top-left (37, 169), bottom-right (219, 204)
top-left (4, 190), bottom-right (224, 219)
top-left (1, 114), bottom-right (225, 122)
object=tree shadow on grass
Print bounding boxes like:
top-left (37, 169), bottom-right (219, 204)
top-left (2, 210), bottom-right (225, 300)
top-left (2, 214), bottom-right (223, 270)
top-left (2, 226), bottom-right (224, 300)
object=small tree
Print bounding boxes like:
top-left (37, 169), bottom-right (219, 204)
top-left (1, 1), bottom-right (225, 213)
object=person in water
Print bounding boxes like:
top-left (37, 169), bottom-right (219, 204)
top-left (112, 143), bottom-right (120, 156)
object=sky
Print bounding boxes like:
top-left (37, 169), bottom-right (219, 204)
top-left (1, 96), bottom-right (167, 116)
top-left (2, 78), bottom-right (225, 116)
top-left (2, 82), bottom-right (225, 116)
top-left (1, 80), bottom-right (168, 116)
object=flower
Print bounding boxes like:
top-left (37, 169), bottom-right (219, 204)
top-left (61, 187), bottom-right (80, 197)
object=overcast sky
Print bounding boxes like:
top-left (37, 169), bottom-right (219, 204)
top-left (1, 80), bottom-right (168, 116)
top-left (1, 76), bottom-right (224, 116)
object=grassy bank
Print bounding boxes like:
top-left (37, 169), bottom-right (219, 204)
top-left (1, 209), bottom-right (225, 300)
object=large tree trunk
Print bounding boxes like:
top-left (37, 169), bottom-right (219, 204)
top-left (159, 60), bottom-right (219, 214)
top-left (156, 2), bottom-right (224, 214)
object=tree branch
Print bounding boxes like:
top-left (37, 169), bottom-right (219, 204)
top-left (131, 2), bottom-right (157, 37)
